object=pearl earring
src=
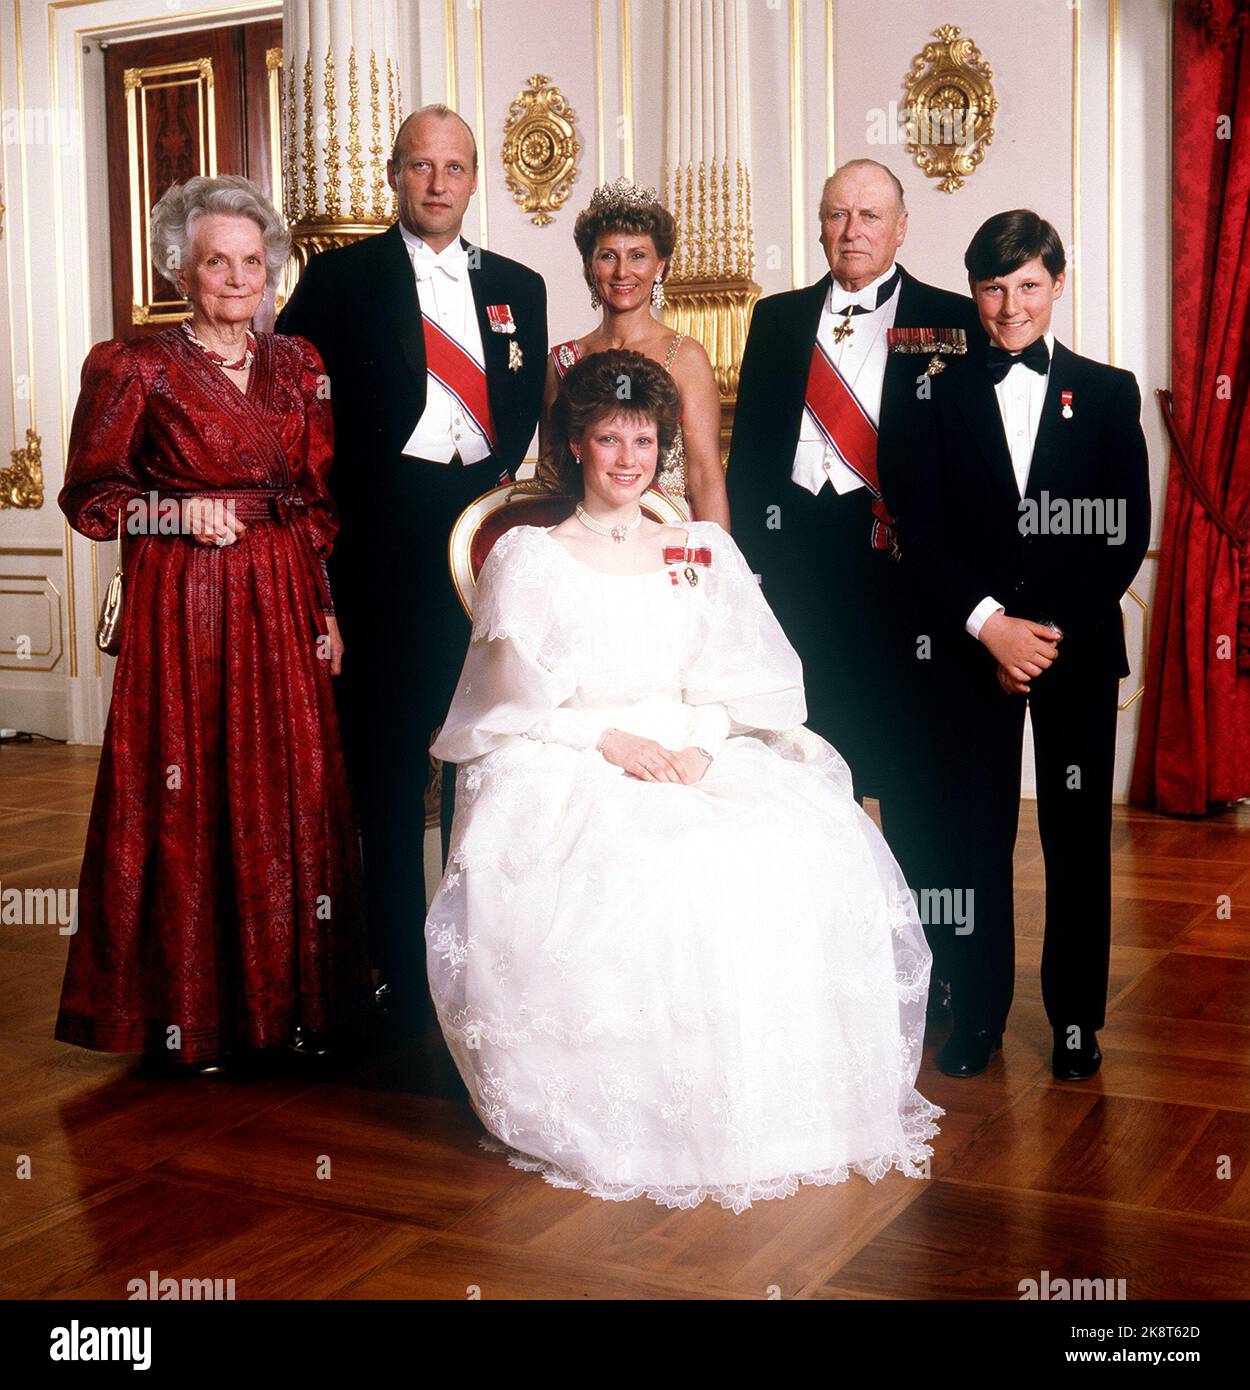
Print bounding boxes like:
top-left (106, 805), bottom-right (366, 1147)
top-left (651, 278), bottom-right (665, 311)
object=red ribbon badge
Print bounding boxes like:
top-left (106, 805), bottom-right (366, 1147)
top-left (486, 304), bottom-right (516, 334)
top-left (663, 547), bottom-right (713, 565)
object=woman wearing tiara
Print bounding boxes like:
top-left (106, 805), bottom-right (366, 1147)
top-left (424, 348), bottom-right (941, 1213)
top-left (534, 177), bottom-right (729, 525)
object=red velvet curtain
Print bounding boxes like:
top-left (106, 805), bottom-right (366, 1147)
top-left (1131, 0), bottom-right (1250, 814)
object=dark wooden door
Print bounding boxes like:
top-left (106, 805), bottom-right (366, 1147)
top-left (103, 19), bottom-right (283, 340)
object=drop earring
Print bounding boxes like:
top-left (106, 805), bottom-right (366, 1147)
top-left (589, 287), bottom-right (601, 310)
top-left (651, 277), bottom-right (665, 311)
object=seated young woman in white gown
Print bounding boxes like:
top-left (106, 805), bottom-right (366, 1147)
top-left (426, 349), bottom-right (942, 1213)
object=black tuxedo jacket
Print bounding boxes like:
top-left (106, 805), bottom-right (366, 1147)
top-left (276, 222), bottom-right (548, 517)
top-left (881, 338), bottom-right (1151, 678)
top-left (726, 263), bottom-right (983, 575)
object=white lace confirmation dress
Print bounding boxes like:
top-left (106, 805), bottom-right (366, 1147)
top-left (426, 520), bottom-right (942, 1213)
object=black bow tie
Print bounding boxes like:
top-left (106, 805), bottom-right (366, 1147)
top-left (831, 267), bottom-right (902, 318)
top-left (985, 337), bottom-right (1050, 384)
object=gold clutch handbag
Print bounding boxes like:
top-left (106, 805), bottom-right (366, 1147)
top-left (95, 508), bottom-right (124, 656)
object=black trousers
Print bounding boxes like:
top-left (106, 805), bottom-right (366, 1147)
top-left (331, 455), bottom-right (501, 1022)
top-left (939, 649), bottom-right (1120, 1038)
top-left (756, 480), bottom-right (952, 931)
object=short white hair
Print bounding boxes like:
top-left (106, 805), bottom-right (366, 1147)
top-left (150, 174), bottom-right (290, 293)
top-left (820, 160), bottom-right (907, 215)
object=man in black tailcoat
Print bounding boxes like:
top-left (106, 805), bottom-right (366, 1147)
top-left (727, 158), bottom-right (981, 1008)
top-left (278, 104), bottom-right (547, 1027)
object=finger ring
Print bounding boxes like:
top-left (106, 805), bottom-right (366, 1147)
top-left (215, 534), bottom-right (230, 547)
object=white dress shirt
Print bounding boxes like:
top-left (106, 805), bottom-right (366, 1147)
top-left (791, 262), bottom-right (901, 497)
top-left (398, 222), bottom-right (492, 465)
top-left (966, 328), bottom-right (1055, 638)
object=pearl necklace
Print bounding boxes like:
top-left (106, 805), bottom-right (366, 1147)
top-left (180, 319), bottom-right (254, 371)
top-left (574, 502), bottom-right (643, 545)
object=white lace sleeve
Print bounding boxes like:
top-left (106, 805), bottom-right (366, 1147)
top-left (430, 528), bottom-right (607, 763)
top-left (682, 521), bottom-right (808, 739)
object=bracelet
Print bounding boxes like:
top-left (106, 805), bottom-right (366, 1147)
top-left (595, 727), bottom-right (618, 753)
top-left (694, 746), bottom-right (714, 764)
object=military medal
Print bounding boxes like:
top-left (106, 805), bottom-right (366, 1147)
top-left (831, 306), bottom-right (856, 343)
top-left (508, 340), bottom-right (524, 372)
top-left (888, 327), bottom-right (968, 359)
top-left (486, 304), bottom-right (516, 334)
top-left (1061, 389), bottom-right (1074, 419)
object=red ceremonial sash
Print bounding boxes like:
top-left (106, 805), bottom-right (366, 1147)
top-left (803, 341), bottom-right (897, 554)
top-left (422, 314), bottom-right (498, 451)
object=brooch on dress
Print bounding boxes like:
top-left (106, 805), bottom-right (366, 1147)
top-left (664, 546), bottom-right (712, 588)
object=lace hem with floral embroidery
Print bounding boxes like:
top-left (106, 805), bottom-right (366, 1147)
top-left (433, 970), bottom-right (931, 1050)
top-left (476, 1097), bottom-right (944, 1215)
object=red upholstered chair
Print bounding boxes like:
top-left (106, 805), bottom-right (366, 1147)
top-left (448, 482), bottom-right (687, 619)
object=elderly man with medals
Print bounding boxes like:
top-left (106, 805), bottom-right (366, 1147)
top-left (727, 159), bottom-right (982, 1014)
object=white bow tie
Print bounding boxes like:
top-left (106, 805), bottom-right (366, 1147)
top-left (830, 284), bottom-right (879, 313)
top-left (411, 247), bottom-right (466, 283)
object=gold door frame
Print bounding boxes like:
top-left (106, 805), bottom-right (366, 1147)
top-left (124, 58), bottom-right (218, 325)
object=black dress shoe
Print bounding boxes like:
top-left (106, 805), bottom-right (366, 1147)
top-left (926, 978), bottom-right (952, 1022)
top-left (288, 1025), bottom-right (332, 1058)
top-left (138, 1051), bottom-right (231, 1077)
top-left (936, 1027), bottom-right (1002, 1077)
top-left (1052, 1031), bottom-right (1101, 1080)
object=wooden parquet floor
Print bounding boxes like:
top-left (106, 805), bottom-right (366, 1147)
top-left (2, 741), bottom-right (1248, 1301)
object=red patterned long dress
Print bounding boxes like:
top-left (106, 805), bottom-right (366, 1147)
top-left (56, 327), bottom-right (370, 1064)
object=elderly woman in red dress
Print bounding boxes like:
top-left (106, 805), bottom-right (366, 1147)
top-left (56, 173), bottom-right (369, 1072)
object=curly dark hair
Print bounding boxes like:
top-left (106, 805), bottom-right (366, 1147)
top-left (572, 201), bottom-right (677, 298)
top-left (539, 349), bottom-right (681, 498)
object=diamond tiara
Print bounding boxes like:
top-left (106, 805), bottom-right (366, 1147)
top-left (587, 176), bottom-right (661, 213)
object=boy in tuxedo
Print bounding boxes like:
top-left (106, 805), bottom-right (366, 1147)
top-left (880, 210), bottom-right (1150, 1079)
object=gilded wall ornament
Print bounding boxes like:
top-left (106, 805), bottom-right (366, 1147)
top-left (904, 25), bottom-right (998, 193)
top-left (501, 74), bottom-right (580, 227)
top-left (1, 428), bottom-right (44, 509)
